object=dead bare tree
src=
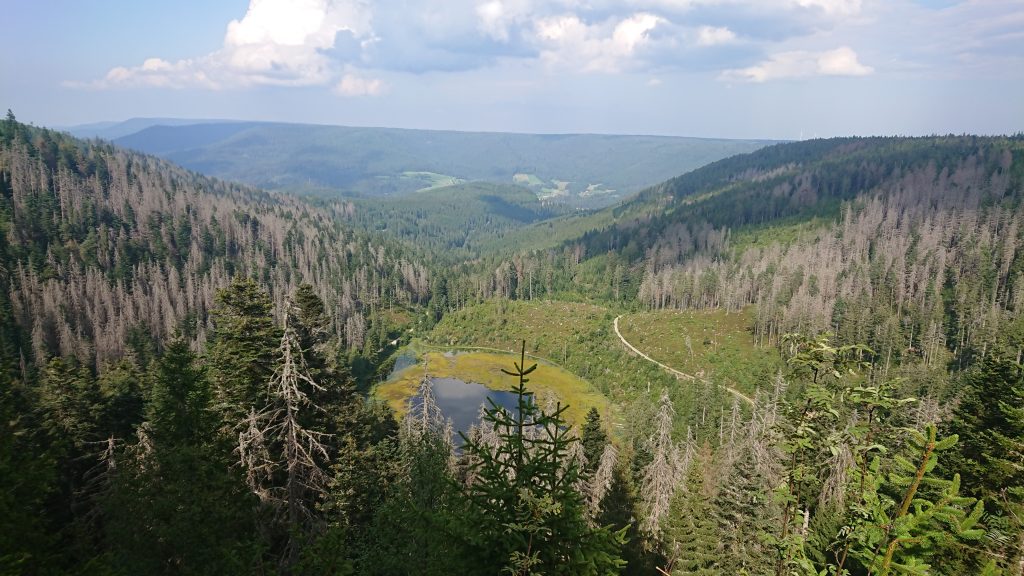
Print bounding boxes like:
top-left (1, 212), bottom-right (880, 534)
top-left (641, 390), bottom-right (681, 537)
top-left (237, 316), bottom-right (332, 572)
top-left (587, 442), bottom-right (618, 519)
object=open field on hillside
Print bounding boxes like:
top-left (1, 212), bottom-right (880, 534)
top-left (424, 300), bottom-right (742, 441)
top-left (617, 308), bottom-right (781, 397)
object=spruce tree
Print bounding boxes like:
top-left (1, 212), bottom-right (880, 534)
top-left (847, 424), bottom-right (985, 576)
top-left (102, 335), bottom-right (265, 575)
top-left (582, 406), bottom-right (609, 474)
top-left (459, 341), bottom-right (626, 575)
top-left (0, 356), bottom-right (57, 573)
top-left (665, 448), bottom-right (719, 575)
top-left (358, 407), bottom-right (473, 576)
top-left (712, 441), bottom-right (777, 574)
top-left (945, 354), bottom-right (1024, 573)
top-left (208, 277), bottom-right (281, 435)
top-left (147, 336), bottom-right (212, 445)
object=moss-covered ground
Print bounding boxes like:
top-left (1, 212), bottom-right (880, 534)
top-left (374, 350), bottom-right (611, 428)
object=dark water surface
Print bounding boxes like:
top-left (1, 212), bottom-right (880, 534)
top-left (411, 377), bottom-right (520, 438)
top-left (388, 352), bottom-right (525, 438)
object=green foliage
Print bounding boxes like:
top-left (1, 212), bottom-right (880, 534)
top-left (113, 121), bottom-right (768, 208)
top-left (208, 277), bottom-right (281, 433)
top-left (0, 364), bottom-right (58, 574)
top-left (767, 334), bottom-right (986, 576)
top-left (713, 443), bottom-right (778, 574)
top-left (945, 353), bottom-right (1024, 572)
top-left (343, 182), bottom-right (571, 260)
top-left (358, 431), bottom-right (474, 576)
top-left (147, 336), bottom-right (212, 445)
top-left (427, 300), bottom-right (736, 444)
top-left (102, 444), bottom-right (266, 576)
top-left (846, 425), bottom-right (985, 576)
top-left (664, 452), bottom-right (720, 575)
top-left (1, 114), bottom-right (1022, 575)
top-left (459, 342), bottom-right (626, 575)
top-left (582, 407), bottom-right (609, 473)
top-left (101, 332), bottom-right (265, 575)
top-left (617, 308), bottom-right (781, 397)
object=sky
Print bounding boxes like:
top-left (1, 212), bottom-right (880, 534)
top-left (2, 0), bottom-right (1023, 139)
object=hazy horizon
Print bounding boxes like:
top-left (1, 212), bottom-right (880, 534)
top-left (4, 0), bottom-right (1024, 140)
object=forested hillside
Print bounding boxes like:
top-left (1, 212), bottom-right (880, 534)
top-left (470, 136), bottom-right (1024, 369)
top-left (1, 115), bottom-right (428, 371)
top-left (107, 120), bottom-right (770, 208)
top-left (338, 182), bottom-right (573, 260)
top-left (1, 115), bottom-right (1022, 576)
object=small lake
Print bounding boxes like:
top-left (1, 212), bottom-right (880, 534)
top-left (408, 377), bottom-right (521, 439)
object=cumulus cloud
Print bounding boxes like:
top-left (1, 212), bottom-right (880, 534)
top-left (78, 0), bottom-right (375, 89)
top-left (334, 73), bottom-right (387, 96)
top-left (66, 0), bottom-right (937, 91)
top-left (476, 0), bottom-right (536, 41)
top-left (720, 46), bottom-right (873, 82)
top-left (793, 0), bottom-right (861, 17)
top-left (695, 25), bottom-right (736, 46)
top-left (533, 12), bottom-right (666, 73)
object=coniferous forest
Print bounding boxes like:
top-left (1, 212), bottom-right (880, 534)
top-left (1, 111), bottom-right (1023, 576)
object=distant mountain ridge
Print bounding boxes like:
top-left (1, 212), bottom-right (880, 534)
top-left (77, 119), bottom-right (773, 208)
top-left (64, 117), bottom-right (234, 141)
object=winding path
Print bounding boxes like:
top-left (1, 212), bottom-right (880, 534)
top-left (613, 315), bottom-right (754, 406)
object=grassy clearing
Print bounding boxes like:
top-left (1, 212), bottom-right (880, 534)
top-left (728, 216), bottom-right (831, 254)
top-left (424, 300), bottom-right (741, 443)
top-left (617, 308), bottom-right (781, 397)
top-left (374, 350), bottom-right (610, 428)
top-left (513, 173), bottom-right (545, 187)
top-left (400, 171), bottom-right (464, 191)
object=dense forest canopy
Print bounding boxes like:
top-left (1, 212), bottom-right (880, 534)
top-left (102, 119), bottom-right (771, 208)
top-left (1, 112), bottom-right (1022, 575)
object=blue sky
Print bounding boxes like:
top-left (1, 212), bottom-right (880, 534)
top-left (2, 0), bottom-right (1022, 139)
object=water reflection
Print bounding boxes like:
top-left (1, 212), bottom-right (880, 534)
top-left (408, 377), bottom-right (521, 439)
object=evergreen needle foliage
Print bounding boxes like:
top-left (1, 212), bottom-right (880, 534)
top-left (459, 341), bottom-right (626, 575)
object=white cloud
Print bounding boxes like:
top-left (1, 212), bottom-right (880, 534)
top-left (533, 12), bottom-right (665, 72)
top-left (477, 1), bottom-right (510, 40)
top-left (720, 46), bottom-right (873, 82)
top-left (334, 73), bottom-right (387, 96)
top-left (637, 0), bottom-right (862, 16)
top-left (695, 25), bottom-right (736, 46)
top-left (67, 0), bottom-right (1011, 93)
top-left (81, 0), bottom-right (374, 89)
top-left (614, 13), bottom-right (664, 52)
top-left (476, 0), bottom-right (537, 41)
top-left (793, 0), bottom-right (861, 17)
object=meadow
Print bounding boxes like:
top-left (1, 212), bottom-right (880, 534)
top-left (617, 308), bottom-right (781, 398)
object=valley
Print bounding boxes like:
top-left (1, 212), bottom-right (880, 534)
top-left (1, 114), bottom-right (1022, 575)
top-left (87, 118), bottom-right (772, 208)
